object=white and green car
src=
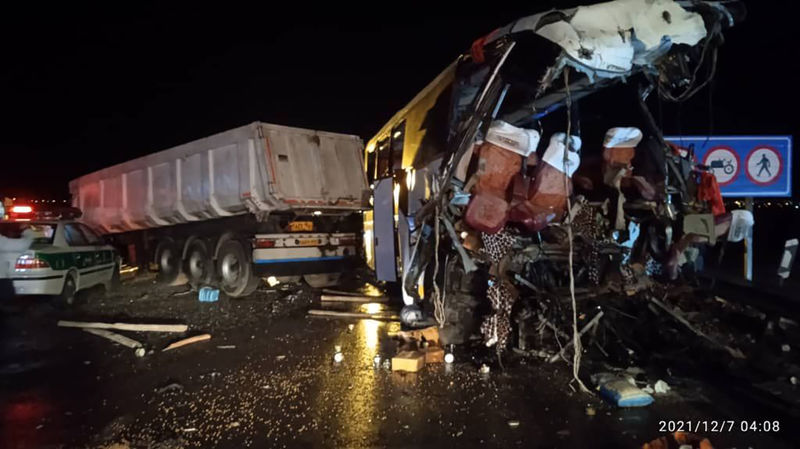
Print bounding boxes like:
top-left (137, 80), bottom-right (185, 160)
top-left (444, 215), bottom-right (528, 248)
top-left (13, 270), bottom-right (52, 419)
top-left (0, 220), bottom-right (119, 304)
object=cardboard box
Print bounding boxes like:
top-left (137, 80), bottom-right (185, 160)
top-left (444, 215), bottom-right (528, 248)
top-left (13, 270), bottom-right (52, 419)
top-left (396, 326), bottom-right (440, 346)
top-left (392, 351), bottom-right (426, 372)
top-left (423, 346), bottom-right (445, 363)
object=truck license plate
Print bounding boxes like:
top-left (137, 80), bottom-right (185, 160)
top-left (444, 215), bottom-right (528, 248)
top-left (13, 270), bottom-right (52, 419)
top-left (288, 221), bottom-right (313, 232)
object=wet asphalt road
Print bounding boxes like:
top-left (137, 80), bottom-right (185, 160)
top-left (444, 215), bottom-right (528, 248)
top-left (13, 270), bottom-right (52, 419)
top-left (0, 276), bottom-right (796, 448)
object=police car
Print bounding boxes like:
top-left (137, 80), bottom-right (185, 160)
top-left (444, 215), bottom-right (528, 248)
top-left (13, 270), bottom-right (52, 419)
top-left (0, 213), bottom-right (119, 304)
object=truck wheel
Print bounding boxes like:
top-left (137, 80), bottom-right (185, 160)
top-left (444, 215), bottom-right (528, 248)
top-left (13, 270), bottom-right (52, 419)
top-left (58, 272), bottom-right (78, 307)
top-left (303, 273), bottom-right (341, 288)
top-left (155, 240), bottom-right (182, 284)
top-left (184, 239), bottom-right (213, 288)
top-left (218, 240), bottom-right (257, 297)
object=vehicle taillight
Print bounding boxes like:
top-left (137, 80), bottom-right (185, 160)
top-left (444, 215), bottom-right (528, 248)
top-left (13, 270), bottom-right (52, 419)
top-left (15, 255), bottom-right (50, 269)
top-left (11, 205), bottom-right (33, 214)
top-left (254, 238), bottom-right (277, 248)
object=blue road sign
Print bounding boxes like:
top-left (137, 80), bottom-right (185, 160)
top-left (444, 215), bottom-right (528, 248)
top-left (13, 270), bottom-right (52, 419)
top-left (665, 136), bottom-right (793, 197)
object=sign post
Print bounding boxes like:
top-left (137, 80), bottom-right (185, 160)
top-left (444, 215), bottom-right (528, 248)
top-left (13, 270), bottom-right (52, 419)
top-left (744, 197), bottom-right (753, 281)
top-left (666, 136), bottom-right (793, 282)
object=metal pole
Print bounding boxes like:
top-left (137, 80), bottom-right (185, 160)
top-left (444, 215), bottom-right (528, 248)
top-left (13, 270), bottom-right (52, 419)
top-left (744, 197), bottom-right (753, 282)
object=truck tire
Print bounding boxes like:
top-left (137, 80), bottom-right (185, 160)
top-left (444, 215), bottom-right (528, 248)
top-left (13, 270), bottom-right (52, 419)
top-left (155, 239), bottom-right (182, 285)
top-left (184, 239), bottom-right (213, 288)
top-left (217, 239), bottom-right (258, 297)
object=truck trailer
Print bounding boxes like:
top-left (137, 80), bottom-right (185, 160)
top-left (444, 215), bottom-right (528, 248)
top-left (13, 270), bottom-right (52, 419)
top-left (70, 122), bottom-right (369, 296)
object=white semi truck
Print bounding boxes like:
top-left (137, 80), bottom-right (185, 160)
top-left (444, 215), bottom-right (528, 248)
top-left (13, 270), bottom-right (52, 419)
top-left (69, 122), bottom-right (369, 296)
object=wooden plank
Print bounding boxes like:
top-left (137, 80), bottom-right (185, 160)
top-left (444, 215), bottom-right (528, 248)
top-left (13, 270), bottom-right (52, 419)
top-left (320, 295), bottom-right (388, 303)
top-left (322, 288), bottom-right (366, 296)
top-left (163, 334), bottom-right (212, 352)
top-left (58, 320), bottom-right (188, 333)
top-left (84, 329), bottom-right (142, 349)
top-left (307, 309), bottom-right (399, 321)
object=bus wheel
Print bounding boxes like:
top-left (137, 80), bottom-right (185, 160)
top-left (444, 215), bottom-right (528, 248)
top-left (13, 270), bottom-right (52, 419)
top-left (217, 240), bottom-right (257, 297)
top-left (185, 239), bottom-right (213, 288)
top-left (155, 239), bottom-right (182, 285)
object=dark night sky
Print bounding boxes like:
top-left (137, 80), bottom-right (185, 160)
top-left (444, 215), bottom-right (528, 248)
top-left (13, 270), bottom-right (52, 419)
top-left (1, 1), bottom-right (797, 199)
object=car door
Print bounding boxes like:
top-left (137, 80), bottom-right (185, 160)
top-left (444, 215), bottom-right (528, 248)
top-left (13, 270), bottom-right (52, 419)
top-left (61, 223), bottom-right (96, 289)
top-left (77, 223), bottom-right (115, 287)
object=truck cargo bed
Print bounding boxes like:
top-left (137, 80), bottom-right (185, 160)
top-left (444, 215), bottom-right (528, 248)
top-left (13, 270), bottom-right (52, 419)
top-left (70, 122), bottom-right (368, 233)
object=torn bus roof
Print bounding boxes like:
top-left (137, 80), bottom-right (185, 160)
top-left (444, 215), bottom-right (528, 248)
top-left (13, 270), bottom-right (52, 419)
top-left (485, 0), bottom-right (708, 77)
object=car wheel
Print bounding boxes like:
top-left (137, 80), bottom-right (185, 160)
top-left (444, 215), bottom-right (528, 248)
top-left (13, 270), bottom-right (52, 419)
top-left (217, 239), bottom-right (258, 298)
top-left (59, 272), bottom-right (78, 307)
top-left (184, 239), bottom-right (213, 288)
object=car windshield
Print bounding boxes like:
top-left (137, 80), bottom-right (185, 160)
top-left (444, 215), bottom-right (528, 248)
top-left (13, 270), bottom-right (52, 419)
top-left (0, 222), bottom-right (57, 245)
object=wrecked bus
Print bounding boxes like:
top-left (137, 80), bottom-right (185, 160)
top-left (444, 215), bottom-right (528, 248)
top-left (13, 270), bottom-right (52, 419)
top-left (70, 122), bottom-right (369, 296)
top-left (363, 0), bottom-right (746, 346)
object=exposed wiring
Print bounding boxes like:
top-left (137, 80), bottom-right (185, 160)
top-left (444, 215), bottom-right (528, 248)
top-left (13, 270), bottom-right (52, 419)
top-left (432, 206), bottom-right (445, 328)
top-left (562, 67), bottom-right (591, 394)
top-left (657, 17), bottom-right (721, 103)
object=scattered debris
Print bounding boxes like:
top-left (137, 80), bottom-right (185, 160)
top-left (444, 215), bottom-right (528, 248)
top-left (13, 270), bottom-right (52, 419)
top-left (333, 345), bottom-right (344, 363)
top-left (83, 329), bottom-right (146, 357)
top-left (653, 380), bottom-right (670, 394)
top-left (423, 346), bottom-right (445, 363)
top-left (155, 382), bottom-right (184, 394)
top-left (593, 373), bottom-right (653, 407)
top-left (392, 351), bottom-right (425, 372)
top-left (198, 287), bottom-right (219, 302)
top-left (478, 364), bottom-right (491, 375)
top-left (163, 334), bottom-right (212, 352)
top-left (642, 432), bottom-right (713, 449)
top-left (547, 311), bottom-right (604, 363)
top-left (307, 309), bottom-right (399, 321)
top-left (648, 296), bottom-right (746, 359)
top-left (320, 294), bottom-right (388, 303)
top-left (58, 320), bottom-right (188, 333)
top-left (396, 326), bottom-right (440, 346)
